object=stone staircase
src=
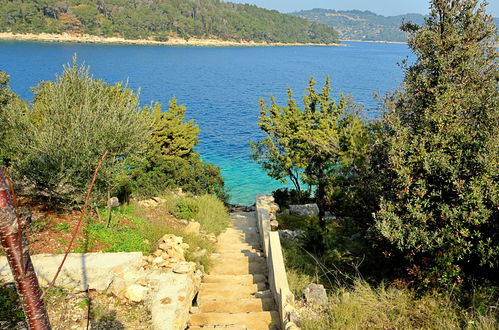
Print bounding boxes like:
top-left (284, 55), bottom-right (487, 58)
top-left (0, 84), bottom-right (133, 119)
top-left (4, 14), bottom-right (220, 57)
top-left (187, 212), bottom-right (280, 329)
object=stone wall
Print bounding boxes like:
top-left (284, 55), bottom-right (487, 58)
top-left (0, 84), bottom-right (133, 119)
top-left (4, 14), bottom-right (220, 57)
top-left (256, 195), bottom-right (299, 330)
top-left (0, 250), bottom-right (201, 330)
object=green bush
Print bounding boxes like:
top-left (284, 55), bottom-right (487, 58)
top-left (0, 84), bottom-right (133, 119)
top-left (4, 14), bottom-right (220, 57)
top-left (130, 100), bottom-right (228, 202)
top-left (173, 200), bottom-right (199, 220)
top-left (272, 188), bottom-right (313, 209)
top-left (8, 58), bottom-right (150, 203)
top-left (374, 0), bottom-right (498, 287)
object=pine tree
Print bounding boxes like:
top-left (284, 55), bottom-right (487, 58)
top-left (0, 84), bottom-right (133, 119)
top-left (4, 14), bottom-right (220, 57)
top-left (375, 0), bottom-right (498, 286)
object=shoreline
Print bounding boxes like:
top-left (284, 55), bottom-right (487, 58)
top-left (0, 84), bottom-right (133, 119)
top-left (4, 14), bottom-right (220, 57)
top-left (0, 32), bottom-right (343, 47)
top-left (341, 39), bottom-right (407, 45)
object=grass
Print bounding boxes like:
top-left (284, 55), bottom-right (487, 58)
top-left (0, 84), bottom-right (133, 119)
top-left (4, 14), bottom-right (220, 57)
top-left (73, 192), bottom-right (230, 271)
top-left (281, 237), bottom-right (498, 329)
top-left (159, 192), bottom-right (231, 235)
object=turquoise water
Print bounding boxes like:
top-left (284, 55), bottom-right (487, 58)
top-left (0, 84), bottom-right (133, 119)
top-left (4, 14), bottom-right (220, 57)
top-left (0, 41), bottom-right (411, 205)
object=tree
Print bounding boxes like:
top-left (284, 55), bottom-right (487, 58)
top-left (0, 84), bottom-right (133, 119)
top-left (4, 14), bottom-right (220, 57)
top-left (374, 0), bottom-right (498, 286)
top-left (252, 77), bottom-right (367, 228)
top-left (9, 59), bottom-right (150, 202)
top-left (130, 99), bottom-right (227, 201)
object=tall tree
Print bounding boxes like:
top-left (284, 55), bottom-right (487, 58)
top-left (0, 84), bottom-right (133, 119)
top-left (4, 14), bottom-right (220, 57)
top-left (252, 77), bottom-right (367, 228)
top-left (374, 0), bottom-right (498, 286)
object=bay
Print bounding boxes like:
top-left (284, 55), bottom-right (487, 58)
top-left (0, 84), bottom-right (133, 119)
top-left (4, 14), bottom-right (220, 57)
top-left (0, 41), bottom-right (411, 205)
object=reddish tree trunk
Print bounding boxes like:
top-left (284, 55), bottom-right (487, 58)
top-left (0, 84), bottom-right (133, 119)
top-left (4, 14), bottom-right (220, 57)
top-left (0, 169), bottom-right (51, 330)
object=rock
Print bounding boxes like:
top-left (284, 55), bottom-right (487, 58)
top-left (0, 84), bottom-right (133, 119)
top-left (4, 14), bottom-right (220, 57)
top-left (184, 221), bottom-right (201, 234)
top-left (125, 284), bottom-right (149, 302)
top-left (172, 261), bottom-right (195, 274)
top-left (279, 230), bottom-right (305, 240)
top-left (152, 257), bottom-right (164, 264)
top-left (289, 204), bottom-right (320, 217)
top-left (303, 283), bottom-right (328, 306)
top-left (109, 197), bottom-right (120, 208)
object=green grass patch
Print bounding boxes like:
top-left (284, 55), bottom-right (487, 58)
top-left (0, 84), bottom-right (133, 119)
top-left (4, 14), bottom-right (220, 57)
top-left (160, 193), bottom-right (230, 235)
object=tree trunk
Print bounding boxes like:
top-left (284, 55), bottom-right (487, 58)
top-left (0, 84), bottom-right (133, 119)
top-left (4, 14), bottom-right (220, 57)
top-left (316, 178), bottom-right (326, 230)
top-left (0, 169), bottom-right (51, 330)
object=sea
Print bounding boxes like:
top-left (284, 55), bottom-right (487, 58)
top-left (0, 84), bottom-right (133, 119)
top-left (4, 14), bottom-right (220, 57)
top-left (0, 40), bottom-right (412, 205)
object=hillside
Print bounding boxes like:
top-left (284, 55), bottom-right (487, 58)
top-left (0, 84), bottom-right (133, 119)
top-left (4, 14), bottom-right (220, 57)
top-left (0, 0), bottom-right (339, 45)
top-left (293, 9), bottom-right (498, 42)
top-left (292, 9), bottom-right (425, 42)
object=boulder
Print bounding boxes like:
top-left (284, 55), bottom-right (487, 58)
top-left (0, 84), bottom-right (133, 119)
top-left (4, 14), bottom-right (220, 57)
top-left (173, 262), bottom-right (195, 274)
top-left (125, 284), bottom-right (149, 302)
top-left (303, 283), bottom-right (328, 306)
top-left (184, 221), bottom-right (201, 235)
top-left (109, 197), bottom-right (120, 208)
top-left (289, 204), bottom-right (319, 217)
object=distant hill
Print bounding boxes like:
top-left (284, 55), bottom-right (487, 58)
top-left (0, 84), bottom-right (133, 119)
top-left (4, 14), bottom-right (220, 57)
top-left (293, 9), bottom-right (499, 42)
top-left (0, 0), bottom-right (339, 44)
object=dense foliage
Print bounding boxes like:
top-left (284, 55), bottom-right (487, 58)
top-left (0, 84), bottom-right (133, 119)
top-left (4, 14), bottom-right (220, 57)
top-left (251, 78), bottom-right (368, 227)
top-left (0, 0), bottom-right (339, 44)
top-left (129, 100), bottom-right (227, 202)
top-left (256, 0), bottom-right (498, 291)
top-left (0, 60), bottom-right (227, 204)
top-left (374, 0), bottom-right (498, 287)
top-left (293, 9), bottom-right (426, 42)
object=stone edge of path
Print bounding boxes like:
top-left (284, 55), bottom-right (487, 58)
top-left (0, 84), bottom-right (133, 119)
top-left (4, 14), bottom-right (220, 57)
top-left (256, 195), bottom-right (300, 330)
top-left (0, 252), bottom-right (201, 330)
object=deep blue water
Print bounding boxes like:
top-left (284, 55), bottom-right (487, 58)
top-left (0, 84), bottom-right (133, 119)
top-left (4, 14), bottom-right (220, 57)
top-left (0, 41), bottom-right (411, 205)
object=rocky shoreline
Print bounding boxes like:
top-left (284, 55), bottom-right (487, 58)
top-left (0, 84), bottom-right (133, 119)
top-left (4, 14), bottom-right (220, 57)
top-left (0, 32), bottom-right (343, 47)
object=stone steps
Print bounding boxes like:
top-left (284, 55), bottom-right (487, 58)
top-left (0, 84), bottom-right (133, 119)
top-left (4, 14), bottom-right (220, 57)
top-left (188, 311), bottom-right (280, 329)
top-left (189, 212), bottom-right (279, 330)
top-left (198, 298), bottom-right (276, 313)
top-left (198, 289), bottom-right (273, 301)
top-left (203, 274), bottom-right (267, 285)
top-left (200, 282), bottom-right (267, 292)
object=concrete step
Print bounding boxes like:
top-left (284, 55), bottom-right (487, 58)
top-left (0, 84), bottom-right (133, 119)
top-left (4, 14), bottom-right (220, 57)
top-left (198, 298), bottom-right (276, 313)
top-left (216, 243), bottom-right (262, 251)
top-left (211, 255), bottom-right (266, 263)
top-left (198, 289), bottom-right (273, 301)
top-left (212, 252), bottom-right (265, 260)
top-left (209, 260), bottom-right (267, 275)
top-left (188, 311), bottom-right (280, 329)
top-left (200, 282), bottom-right (267, 293)
top-left (203, 274), bottom-right (267, 285)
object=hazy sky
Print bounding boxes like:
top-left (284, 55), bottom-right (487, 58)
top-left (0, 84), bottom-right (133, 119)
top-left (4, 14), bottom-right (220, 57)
top-left (228, 0), bottom-right (499, 17)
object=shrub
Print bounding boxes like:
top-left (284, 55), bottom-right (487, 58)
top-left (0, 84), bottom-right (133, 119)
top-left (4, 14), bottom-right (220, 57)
top-left (9, 58), bottom-right (150, 203)
top-left (272, 188), bottom-right (313, 209)
top-left (130, 100), bottom-right (228, 202)
top-left (374, 0), bottom-right (498, 287)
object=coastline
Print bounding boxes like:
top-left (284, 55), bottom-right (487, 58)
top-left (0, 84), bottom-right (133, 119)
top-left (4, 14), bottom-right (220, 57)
top-left (341, 39), bottom-right (407, 45)
top-left (0, 32), bottom-right (343, 47)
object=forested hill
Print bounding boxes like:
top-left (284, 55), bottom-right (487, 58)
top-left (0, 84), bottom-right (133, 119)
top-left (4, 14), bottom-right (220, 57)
top-left (292, 9), bottom-right (426, 42)
top-left (0, 0), bottom-right (339, 44)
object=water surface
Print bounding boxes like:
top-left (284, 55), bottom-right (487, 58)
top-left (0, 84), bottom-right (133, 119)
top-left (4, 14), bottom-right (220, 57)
top-left (0, 41), bottom-right (411, 205)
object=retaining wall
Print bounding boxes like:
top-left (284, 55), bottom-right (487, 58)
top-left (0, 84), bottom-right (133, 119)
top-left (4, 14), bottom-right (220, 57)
top-left (256, 195), bottom-right (299, 330)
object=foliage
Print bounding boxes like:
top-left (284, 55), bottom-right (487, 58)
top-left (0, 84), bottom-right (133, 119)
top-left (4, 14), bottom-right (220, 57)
top-left (173, 200), bottom-right (199, 220)
top-left (7, 59), bottom-right (150, 203)
top-left (0, 0), bottom-right (340, 44)
top-left (374, 0), bottom-right (499, 287)
top-left (0, 284), bottom-right (25, 328)
top-left (297, 281), bottom-right (497, 329)
top-left (294, 9), bottom-right (427, 42)
top-left (160, 192), bottom-right (230, 235)
top-left (272, 188), bottom-right (313, 209)
top-left (130, 100), bottom-right (228, 202)
top-left (251, 77), bottom-right (368, 227)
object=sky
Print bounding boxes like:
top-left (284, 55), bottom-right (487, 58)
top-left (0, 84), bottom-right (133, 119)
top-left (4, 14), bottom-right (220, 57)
top-left (228, 0), bottom-right (499, 17)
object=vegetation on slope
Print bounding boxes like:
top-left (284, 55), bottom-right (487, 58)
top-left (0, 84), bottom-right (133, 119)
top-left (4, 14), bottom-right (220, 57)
top-left (255, 0), bottom-right (497, 296)
top-left (0, 0), bottom-right (339, 44)
top-left (294, 8), bottom-right (499, 42)
top-left (292, 9), bottom-right (426, 42)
